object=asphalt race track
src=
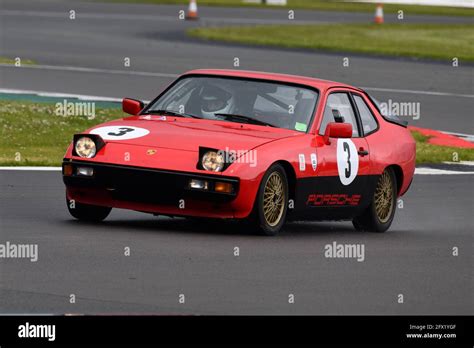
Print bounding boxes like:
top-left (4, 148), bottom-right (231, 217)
top-left (0, 0), bottom-right (472, 315)
top-left (0, 171), bottom-right (472, 314)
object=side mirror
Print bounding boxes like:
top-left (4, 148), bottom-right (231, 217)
top-left (122, 98), bottom-right (144, 115)
top-left (323, 122), bottom-right (352, 145)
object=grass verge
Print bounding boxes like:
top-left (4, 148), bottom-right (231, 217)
top-left (0, 57), bottom-right (35, 65)
top-left (0, 100), bottom-right (123, 166)
top-left (188, 23), bottom-right (474, 62)
top-left (0, 100), bottom-right (472, 166)
top-left (99, 0), bottom-right (474, 17)
top-left (411, 131), bottom-right (474, 164)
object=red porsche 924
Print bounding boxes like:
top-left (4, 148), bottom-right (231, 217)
top-left (63, 69), bottom-right (415, 235)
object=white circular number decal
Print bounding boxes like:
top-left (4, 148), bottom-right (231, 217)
top-left (337, 139), bottom-right (359, 186)
top-left (90, 126), bottom-right (149, 140)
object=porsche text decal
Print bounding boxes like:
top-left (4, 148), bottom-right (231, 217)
top-left (306, 194), bottom-right (361, 207)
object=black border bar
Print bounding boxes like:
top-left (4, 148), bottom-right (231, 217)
top-left (0, 315), bottom-right (472, 346)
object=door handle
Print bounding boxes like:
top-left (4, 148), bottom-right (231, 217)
top-left (358, 148), bottom-right (369, 156)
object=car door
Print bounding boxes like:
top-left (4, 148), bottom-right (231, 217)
top-left (307, 90), bottom-right (372, 217)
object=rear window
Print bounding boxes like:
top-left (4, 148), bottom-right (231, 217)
top-left (365, 93), bottom-right (408, 127)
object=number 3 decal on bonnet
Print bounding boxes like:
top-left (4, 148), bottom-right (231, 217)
top-left (337, 139), bottom-right (359, 186)
top-left (90, 126), bottom-right (150, 140)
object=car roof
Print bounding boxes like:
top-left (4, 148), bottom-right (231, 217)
top-left (183, 69), bottom-right (361, 93)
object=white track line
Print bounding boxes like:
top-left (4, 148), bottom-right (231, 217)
top-left (1, 64), bottom-right (473, 99)
top-left (442, 161), bottom-right (474, 166)
top-left (0, 88), bottom-right (123, 103)
top-left (414, 168), bottom-right (473, 175)
top-left (0, 167), bottom-right (472, 175)
top-left (359, 86), bottom-right (474, 99)
top-left (0, 63), bottom-right (178, 79)
top-left (0, 167), bottom-right (61, 171)
top-left (353, 0), bottom-right (473, 8)
top-left (0, 88), bottom-right (152, 103)
top-left (441, 131), bottom-right (474, 143)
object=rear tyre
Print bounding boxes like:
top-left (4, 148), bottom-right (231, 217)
top-left (251, 164), bottom-right (289, 236)
top-left (66, 198), bottom-right (111, 222)
top-left (352, 167), bottom-right (397, 233)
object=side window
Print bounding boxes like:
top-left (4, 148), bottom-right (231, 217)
top-left (353, 95), bottom-right (378, 135)
top-left (319, 93), bottom-right (360, 137)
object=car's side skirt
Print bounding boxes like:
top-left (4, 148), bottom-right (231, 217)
top-left (288, 175), bottom-right (379, 221)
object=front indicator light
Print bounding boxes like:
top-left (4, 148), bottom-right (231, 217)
top-left (63, 164), bottom-right (73, 176)
top-left (189, 179), bottom-right (209, 190)
top-left (76, 167), bottom-right (94, 177)
top-left (75, 136), bottom-right (97, 158)
top-left (215, 182), bottom-right (233, 193)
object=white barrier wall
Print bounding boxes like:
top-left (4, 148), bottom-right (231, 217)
top-left (351, 0), bottom-right (473, 8)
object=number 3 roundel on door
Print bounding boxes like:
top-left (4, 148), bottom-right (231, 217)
top-left (336, 139), bottom-right (359, 186)
top-left (90, 126), bottom-right (150, 140)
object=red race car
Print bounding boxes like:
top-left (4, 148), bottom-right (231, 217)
top-left (63, 69), bottom-right (416, 235)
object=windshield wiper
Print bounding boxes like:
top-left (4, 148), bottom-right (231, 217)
top-left (214, 113), bottom-right (275, 127)
top-left (142, 109), bottom-right (201, 119)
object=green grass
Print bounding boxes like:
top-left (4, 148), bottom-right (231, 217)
top-left (0, 101), bottom-right (123, 166)
top-left (98, 0), bottom-right (474, 17)
top-left (1, 100), bottom-right (473, 166)
top-left (0, 57), bottom-right (35, 65)
top-left (189, 23), bottom-right (474, 62)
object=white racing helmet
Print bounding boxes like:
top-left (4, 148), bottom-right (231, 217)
top-left (199, 84), bottom-right (233, 119)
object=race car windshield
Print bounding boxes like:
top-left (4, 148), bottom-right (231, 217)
top-left (145, 76), bottom-right (319, 133)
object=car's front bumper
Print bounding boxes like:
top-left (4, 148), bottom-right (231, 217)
top-left (63, 160), bottom-right (245, 218)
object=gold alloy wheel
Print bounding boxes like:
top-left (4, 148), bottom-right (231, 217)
top-left (263, 172), bottom-right (286, 227)
top-left (374, 170), bottom-right (394, 224)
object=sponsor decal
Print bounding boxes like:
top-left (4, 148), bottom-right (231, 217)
top-left (336, 139), bottom-right (359, 186)
top-left (294, 122), bottom-right (307, 132)
top-left (306, 194), bottom-right (361, 206)
top-left (90, 125), bottom-right (150, 140)
top-left (139, 115), bottom-right (167, 121)
top-left (310, 153), bottom-right (317, 171)
top-left (298, 154), bottom-right (306, 171)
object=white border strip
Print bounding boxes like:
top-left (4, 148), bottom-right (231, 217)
top-left (360, 86), bottom-right (474, 99)
top-left (0, 167), bottom-right (61, 171)
top-left (442, 161), bottom-right (474, 166)
top-left (351, 0), bottom-right (473, 8)
top-left (0, 88), bottom-right (123, 102)
top-left (0, 63), bottom-right (178, 79)
top-left (414, 167), bottom-right (474, 175)
top-left (0, 88), bottom-right (151, 104)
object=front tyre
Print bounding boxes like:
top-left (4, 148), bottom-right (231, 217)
top-left (253, 164), bottom-right (289, 236)
top-left (66, 198), bottom-right (111, 222)
top-left (352, 167), bottom-right (397, 233)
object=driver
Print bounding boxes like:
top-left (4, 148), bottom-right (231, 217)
top-left (199, 84), bottom-right (233, 119)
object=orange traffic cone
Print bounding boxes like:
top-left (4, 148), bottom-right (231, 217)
top-left (186, 0), bottom-right (198, 20)
top-left (374, 4), bottom-right (384, 24)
